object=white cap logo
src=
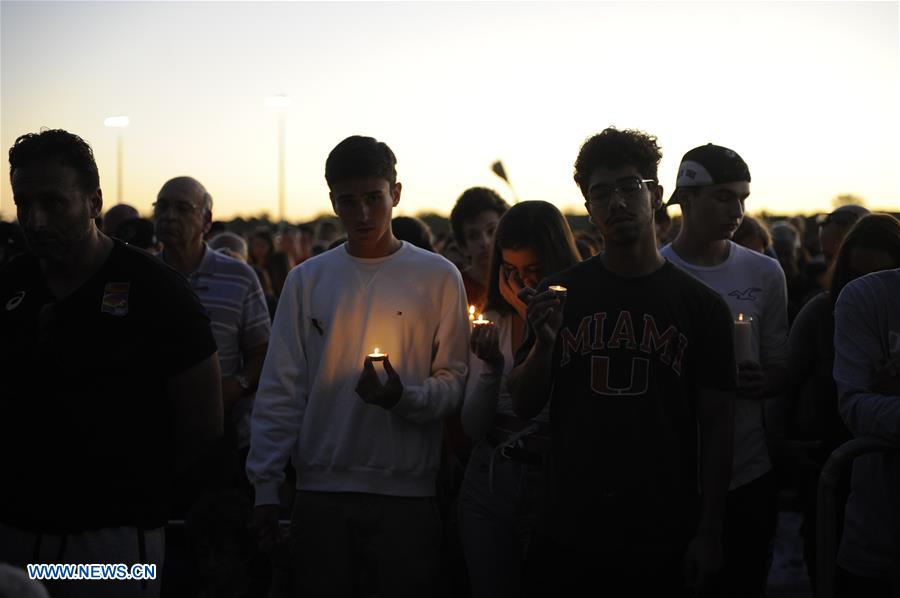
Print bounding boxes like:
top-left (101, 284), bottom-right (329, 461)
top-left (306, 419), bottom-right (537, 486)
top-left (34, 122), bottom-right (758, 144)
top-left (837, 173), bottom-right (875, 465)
top-left (5, 291), bottom-right (25, 311)
top-left (676, 160), bottom-right (715, 187)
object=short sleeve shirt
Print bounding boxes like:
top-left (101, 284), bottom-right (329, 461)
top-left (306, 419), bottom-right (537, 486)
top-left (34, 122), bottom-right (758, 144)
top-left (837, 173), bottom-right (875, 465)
top-left (517, 256), bottom-right (736, 551)
top-left (0, 241), bottom-right (217, 532)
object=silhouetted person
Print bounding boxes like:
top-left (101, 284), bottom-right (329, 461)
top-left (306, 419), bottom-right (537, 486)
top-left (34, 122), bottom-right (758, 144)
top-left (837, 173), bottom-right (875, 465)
top-left (450, 187), bottom-right (510, 312)
top-left (733, 215), bottom-right (772, 256)
top-left (833, 264), bottom-right (900, 598)
top-left (459, 201), bottom-right (581, 598)
top-left (508, 127), bottom-right (736, 597)
top-left (155, 176), bottom-right (270, 495)
top-left (247, 135), bottom-right (469, 596)
top-left (116, 217), bottom-right (159, 253)
top-left (788, 214), bottom-right (900, 591)
top-left (663, 143), bottom-right (788, 598)
top-left (0, 129), bottom-right (222, 598)
top-left (100, 202), bottom-right (139, 238)
top-left (210, 231), bottom-right (250, 263)
top-left (392, 215), bottom-right (435, 252)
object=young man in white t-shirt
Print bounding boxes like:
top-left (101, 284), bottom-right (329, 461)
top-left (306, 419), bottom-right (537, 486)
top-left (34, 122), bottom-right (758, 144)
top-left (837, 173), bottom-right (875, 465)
top-left (247, 135), bottom-right (469, 596)
top-left (661, 144), bottom-right (789, 598)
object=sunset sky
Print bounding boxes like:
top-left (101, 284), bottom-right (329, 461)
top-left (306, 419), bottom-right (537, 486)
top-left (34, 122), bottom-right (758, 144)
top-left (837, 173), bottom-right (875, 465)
top-left (2, 1), bottom-right (898, 223)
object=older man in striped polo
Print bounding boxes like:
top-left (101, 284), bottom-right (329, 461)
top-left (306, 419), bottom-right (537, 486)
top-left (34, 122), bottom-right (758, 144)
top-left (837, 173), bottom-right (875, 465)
top-left (155, 176), bottom-right (271, 492)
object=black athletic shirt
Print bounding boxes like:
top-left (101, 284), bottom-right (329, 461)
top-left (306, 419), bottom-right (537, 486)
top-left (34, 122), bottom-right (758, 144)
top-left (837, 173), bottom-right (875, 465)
top-left (0, 240), bottom-right (217, 532)
top-left (516, 256), bottom-right (736, 553)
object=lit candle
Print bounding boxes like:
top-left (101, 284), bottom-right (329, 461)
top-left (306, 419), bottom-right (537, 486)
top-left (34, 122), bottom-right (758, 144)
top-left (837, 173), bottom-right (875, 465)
top-left (734, 313), bottom-right (753, 363)
top-left (468, 305), bottom-right (476, 322)
top-left (367, 347), bottom-right (387, 362)
top-left (548, 285), bottom-right (567, 295)
top-left (472, 313), bottom-right (491, 327)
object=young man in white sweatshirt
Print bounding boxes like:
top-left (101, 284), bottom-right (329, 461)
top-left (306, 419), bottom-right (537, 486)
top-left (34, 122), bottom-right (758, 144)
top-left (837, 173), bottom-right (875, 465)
top-left (247, 135), bottom-right (469, 596)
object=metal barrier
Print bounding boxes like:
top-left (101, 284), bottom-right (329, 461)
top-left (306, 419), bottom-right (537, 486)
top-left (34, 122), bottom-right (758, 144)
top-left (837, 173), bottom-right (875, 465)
top-left (816, 436), bottom-right (899, 598)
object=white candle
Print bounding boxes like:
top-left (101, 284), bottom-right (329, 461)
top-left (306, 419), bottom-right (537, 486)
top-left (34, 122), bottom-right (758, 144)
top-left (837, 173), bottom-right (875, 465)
top-left (472, 314), bottom-right (491, 327)
top-left (367, 347), bottom-right (387, 362)
top-left (734, 313), bottom-right (753, 363)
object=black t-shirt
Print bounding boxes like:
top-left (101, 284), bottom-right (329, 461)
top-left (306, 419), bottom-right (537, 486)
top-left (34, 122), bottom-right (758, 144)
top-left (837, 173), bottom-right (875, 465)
top-left (0, 240), bottom-right (217, 532)
top-left (516, 256), bottom-right (736, 553)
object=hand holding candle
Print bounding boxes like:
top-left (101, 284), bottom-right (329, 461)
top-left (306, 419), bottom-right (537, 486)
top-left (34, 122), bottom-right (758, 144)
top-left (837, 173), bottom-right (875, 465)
top-left (358, 348), bottom-right (403, 409)
top-left (734, 313), bottom-right (753, 364)
top-left (471, 317), bottom-right (502, 368)
top-left (548, 284), bottom-right (567, 296)
top-left (524, 284), bottom-right (566, 345)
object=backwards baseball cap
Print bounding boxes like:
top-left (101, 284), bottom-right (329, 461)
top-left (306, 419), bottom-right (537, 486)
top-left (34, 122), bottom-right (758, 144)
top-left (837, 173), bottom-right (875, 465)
top-left (667, 143), bottom-right (750, 205)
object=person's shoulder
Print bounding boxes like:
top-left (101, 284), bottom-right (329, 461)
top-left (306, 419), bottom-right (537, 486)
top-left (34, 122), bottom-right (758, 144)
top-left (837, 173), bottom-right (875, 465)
top-left (541, 254), bottom-right (598, 290)
top-left (793, 290), bottom-right (830, 327)
top-left (293, 244), bottom-right (344, 273)
top-left (113, 243), bottom-right (201, 301)
top-left (842, 268), bottom-right (900, 304)
top-left (0, 250), bottom-right (38, 283)
top-left (207, 248), bottom-right (260, 282)
top-left (115, 242), bottom-right (180, 280)
top-left (399, 242), bottom-right (462, 278)
top-left (660, 260), bottom-right (727, 303)
top-left (659, 242), bottom-right (678, 261)
top-left (858, 267), bottom-right (900, 287)
top-left (730, 241), bottom-right (782, 273)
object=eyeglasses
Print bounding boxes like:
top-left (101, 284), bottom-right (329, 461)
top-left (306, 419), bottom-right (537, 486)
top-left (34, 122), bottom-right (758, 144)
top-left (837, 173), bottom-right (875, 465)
top-left (587, 177), bottom-right (655, 206)
top-left (152, 200), bottom-right (202, 215)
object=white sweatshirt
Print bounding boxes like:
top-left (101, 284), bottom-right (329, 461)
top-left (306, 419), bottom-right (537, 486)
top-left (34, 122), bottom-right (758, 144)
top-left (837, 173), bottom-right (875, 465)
top-left (247, 242), bottom-right (470, 505)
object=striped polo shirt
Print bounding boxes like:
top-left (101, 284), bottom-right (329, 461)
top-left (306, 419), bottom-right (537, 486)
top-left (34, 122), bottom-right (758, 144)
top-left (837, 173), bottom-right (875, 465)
top-left (186, 245), bottom-right (271, 448)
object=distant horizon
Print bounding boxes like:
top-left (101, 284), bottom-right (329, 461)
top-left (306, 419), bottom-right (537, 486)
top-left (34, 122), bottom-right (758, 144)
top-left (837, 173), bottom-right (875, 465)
top-left (3, 1), bottom-right (898, 221)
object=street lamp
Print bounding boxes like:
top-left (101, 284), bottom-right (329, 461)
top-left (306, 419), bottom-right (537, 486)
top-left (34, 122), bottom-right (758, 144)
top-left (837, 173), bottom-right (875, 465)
top-left (104, 115), bottom-right (130, 204)
top-left (265, 95), bottom-right (290, 223)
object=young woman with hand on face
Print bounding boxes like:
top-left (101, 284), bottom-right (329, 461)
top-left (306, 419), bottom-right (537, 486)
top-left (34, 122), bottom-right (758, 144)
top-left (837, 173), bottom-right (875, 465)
top-left (458, 201), bottom-right (581, 598)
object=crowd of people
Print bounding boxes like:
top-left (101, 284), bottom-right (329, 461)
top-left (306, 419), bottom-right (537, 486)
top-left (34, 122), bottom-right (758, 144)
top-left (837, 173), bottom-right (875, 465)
top-left (0, 127), bottom-right (898, 598)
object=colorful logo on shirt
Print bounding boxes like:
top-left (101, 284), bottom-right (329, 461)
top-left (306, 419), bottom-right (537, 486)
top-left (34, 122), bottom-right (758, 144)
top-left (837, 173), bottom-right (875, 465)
top-left (101, 282), bottom-right (130, 316)
top-left (559, 311), bottom-right (688, 396)
top-left (728, 288), bottom-right (762, 301)
top-left (5, 291), bottom-right (25, 311)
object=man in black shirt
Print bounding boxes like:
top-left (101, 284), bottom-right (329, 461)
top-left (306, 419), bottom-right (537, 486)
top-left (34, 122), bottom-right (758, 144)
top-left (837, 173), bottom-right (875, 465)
top-left (0, 129), bottom-right (222, 598)
top-left (508, 127), bottom-right (736, 596)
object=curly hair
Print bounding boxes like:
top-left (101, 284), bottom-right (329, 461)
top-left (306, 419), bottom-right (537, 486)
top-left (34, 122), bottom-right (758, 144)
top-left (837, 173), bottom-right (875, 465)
top-left (9, 129), bottom-right (100, 194)
top-left (325, 135), bottom-right (397, 187)
top-left (573, 127), bottom-right (662, 198)
top-left (449, 187), bottom-right (509, 247)
top-left (483, 201), bottom-right (581, 315)
top-left (829, 214), bottom-right (900, 306)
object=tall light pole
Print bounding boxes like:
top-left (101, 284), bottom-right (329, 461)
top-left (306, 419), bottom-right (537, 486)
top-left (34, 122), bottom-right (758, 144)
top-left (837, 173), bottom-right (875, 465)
top-left (104, 115), bottom-right (130, 204)
top-left (265, 95), bottom-right (290, 223)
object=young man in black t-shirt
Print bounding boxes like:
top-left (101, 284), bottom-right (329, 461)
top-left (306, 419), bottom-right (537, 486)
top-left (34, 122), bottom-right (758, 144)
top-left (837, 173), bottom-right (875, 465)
top-left (0, 129), bottom-right (222, 598)
top-left (508, 127), bottom-right (736, 596)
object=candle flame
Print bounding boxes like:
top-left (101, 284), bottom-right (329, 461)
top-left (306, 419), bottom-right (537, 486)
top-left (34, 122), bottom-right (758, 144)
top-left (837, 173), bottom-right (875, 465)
top-left (373, 347), bottom-right (381, 354)
top-left (738, 313), bottom-right (745, 322)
